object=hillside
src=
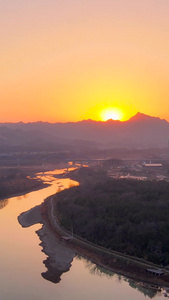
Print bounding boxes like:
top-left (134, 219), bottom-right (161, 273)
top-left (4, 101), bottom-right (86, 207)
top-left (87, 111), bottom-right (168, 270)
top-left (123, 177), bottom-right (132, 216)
top-left (0, 112), bottom-right (169, 151)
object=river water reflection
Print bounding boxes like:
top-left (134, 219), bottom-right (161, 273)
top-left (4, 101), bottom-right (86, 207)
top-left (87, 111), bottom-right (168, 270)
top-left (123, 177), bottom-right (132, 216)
top-left (0, 168), bottom-right (168, 299)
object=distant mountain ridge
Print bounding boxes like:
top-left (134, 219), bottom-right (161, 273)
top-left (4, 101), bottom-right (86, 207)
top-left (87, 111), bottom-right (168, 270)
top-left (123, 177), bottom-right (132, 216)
top-left (0, 113), bottom-right (169, 151)
top-left (128, 112), bottom-right (168, 123)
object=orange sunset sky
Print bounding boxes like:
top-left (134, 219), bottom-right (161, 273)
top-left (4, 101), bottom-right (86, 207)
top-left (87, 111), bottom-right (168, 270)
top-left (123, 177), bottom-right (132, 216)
top-left (0, 0), bottom-right (169, 123)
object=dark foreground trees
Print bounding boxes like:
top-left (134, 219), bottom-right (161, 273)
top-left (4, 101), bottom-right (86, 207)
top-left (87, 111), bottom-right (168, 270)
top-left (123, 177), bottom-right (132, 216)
top-left (57, 176), bottom-right (169, 265)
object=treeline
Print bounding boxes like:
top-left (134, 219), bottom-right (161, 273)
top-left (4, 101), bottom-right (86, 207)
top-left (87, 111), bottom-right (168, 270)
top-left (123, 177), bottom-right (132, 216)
top-left (0, 168), bottom-right (44, 203)
top-left (57, 177), bottom-right (169, 265)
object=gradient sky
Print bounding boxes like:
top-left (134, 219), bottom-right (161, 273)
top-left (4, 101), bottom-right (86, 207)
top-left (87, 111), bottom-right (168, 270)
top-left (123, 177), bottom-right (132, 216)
top-left (0, 0), bottom-right (169, 122)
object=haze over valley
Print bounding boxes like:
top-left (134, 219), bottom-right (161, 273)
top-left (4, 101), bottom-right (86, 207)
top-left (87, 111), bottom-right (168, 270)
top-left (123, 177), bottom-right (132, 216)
top-left (1, 0), bottom-right (169, 298)
top-left (1, 113), bottom-right (169, 155)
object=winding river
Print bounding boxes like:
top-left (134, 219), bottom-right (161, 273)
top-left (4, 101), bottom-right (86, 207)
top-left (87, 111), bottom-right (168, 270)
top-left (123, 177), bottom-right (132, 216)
top-left (0, 168), bottom-right (168, 300)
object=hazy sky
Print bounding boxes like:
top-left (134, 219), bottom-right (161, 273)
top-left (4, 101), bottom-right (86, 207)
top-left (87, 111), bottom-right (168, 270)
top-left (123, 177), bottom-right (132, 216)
top-left (1, 0), bottom-right (169, 122)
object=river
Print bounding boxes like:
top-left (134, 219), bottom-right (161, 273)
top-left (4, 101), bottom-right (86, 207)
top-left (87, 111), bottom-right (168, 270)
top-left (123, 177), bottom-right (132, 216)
top-left (0, 167), bottom-right (168, 300)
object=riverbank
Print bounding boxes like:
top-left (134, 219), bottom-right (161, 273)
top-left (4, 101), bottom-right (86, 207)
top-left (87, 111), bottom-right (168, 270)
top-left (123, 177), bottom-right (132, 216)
top-left (42, 194), bottom-right (169, 290)
top-left (0, 162), bottom-right (68, 201)
top-left (18, 202), bottom-right (76, 284)
top-left (0, 166), bottom-right (49, 201)
top-left (16, 165), bottom-right (169, 289)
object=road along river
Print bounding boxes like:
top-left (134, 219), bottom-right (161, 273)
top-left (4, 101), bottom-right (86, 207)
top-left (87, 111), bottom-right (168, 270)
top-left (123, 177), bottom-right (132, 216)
top-left (0, 167), bottom-right (168, 300)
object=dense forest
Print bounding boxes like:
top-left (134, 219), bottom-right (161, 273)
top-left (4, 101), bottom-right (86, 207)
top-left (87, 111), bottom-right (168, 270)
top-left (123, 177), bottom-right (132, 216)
top-left (57, 172), bottom-right (169, 265)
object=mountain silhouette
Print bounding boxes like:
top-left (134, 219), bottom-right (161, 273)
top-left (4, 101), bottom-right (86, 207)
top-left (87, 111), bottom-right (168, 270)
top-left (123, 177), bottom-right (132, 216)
top-left (0, 113), bottom-right (169, 151)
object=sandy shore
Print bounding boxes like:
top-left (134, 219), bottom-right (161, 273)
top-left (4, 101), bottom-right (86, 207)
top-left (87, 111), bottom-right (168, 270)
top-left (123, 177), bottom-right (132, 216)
top-left (17, 197), bottom-right (169, 292)
top-left (37, 223), bottom-right (75, 283)
top-left (18, 204), bottom-right (76, 284)
top-left (18, 205), bottom-right (43, 227)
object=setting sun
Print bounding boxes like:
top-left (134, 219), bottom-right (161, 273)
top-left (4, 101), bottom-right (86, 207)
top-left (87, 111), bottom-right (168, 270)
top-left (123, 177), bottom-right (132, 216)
top-left (101, 107), bottom-right (124, 121)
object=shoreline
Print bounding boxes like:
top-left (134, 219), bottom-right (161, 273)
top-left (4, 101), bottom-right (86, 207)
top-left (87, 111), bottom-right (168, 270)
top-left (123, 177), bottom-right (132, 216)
top-left (42, 195), bottom-right (169, 290)
top-left (16, 164), bottom-right (169, 290)
top-left (18, 202), bottom-right (76, 284)
top-left (0, 162), bottom-right (67, 202)
top-left (0, 179), bottom-right (49, 202)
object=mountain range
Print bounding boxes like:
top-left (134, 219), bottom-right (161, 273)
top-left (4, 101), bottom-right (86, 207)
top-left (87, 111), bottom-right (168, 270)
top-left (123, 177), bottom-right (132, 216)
top-left (0, 112), bottom-right (169, 152)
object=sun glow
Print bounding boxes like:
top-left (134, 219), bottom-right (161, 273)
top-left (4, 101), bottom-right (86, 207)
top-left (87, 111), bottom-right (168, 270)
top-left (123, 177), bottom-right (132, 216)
top-left (101, 107), bottom-right (124, 121)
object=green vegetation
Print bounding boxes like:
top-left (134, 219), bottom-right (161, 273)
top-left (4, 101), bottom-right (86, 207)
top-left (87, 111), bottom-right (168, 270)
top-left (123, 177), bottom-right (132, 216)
top-left (57, 171), bottom-right (169, 265)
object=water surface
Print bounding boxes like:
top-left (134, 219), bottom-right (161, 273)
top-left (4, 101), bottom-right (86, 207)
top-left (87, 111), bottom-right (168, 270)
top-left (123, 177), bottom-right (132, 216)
top-left (0, 168), bottom-right (168, 299)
